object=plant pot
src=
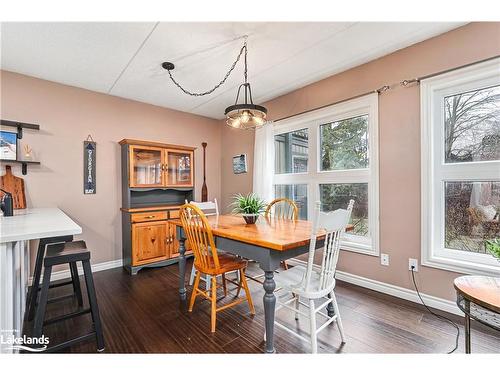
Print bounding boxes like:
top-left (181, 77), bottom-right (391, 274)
top-left (242, 214), bottom-right (259, 224)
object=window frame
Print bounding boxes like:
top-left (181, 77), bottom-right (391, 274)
top-left (421, 58), bottom-right (500, 276)
top-left (273, 94), bottom-right (379, 256)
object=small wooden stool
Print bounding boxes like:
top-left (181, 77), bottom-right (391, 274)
top-left (32, 240), bottom-right (105, 352)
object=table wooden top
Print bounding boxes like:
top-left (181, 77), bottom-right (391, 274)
top-left (170, 214), bottom-right (353, 252)
top-left (454, 275), bottom-right (500, 314)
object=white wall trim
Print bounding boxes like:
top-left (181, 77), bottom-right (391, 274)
top-left (28, 259), bottom-right (123, 285)
top-left (287, 258), bottom-right (462, 316)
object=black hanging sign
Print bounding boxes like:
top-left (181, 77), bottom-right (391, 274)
top-left (83, 135), bottom-right (96, 194)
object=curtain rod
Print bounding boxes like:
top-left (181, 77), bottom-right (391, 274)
top-left (272, 54), bottom-right (500, 124)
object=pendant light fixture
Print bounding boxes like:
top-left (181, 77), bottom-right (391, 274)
top-left (162, 37), bottom-right (267, 130)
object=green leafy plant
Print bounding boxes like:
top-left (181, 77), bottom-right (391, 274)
top-left (231, 193), bottom-right (267, 215)
top-left (485, 239), bottom-right (500, 261)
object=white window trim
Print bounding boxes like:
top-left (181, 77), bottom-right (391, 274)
top-left (421, 57), bottom-right (500, 276)
top-left (273, 93), bottom-right (380, 256)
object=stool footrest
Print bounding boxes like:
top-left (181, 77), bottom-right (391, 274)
top-left (43, 308), bottom-right (91, 326)
top-left (49, 280), bottom-right (74, 289)
top-left (35, 279), bottom-right (74, 291)
top-left (47, 294), bottom-right (79, 304)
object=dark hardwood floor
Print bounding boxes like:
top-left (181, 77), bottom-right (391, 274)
top-left (24, 260), bottom-right (500, 354)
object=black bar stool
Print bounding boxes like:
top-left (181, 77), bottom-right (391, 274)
top-left (25, 235), bottom-right (83, 321)
top-left (32, 240), bottom-right (105, 353)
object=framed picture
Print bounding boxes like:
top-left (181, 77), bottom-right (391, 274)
top-left (232, 154), bottom-right (248, 174)
top-left (0, 131), bottom-right (17, 161)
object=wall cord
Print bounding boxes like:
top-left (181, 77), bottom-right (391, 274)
top-left (410, 267), bottom-right (460, 354)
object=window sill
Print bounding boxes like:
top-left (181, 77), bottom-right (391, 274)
top-left (341, 240), bottom-right (379, 257)
top-left (422, 254), bottom-right (500, 277)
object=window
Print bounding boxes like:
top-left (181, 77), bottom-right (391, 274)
top-left (275, 129), bottom-right (309, 174)
top-left (273, 94), bottom-right (379, 255)
top-left (274, 184), bottom-right (308, 220)
top-left (319, 183), bottom-right (369, 237)
top-left (421, 58), bottom-right (500, 275)
top-left (320, 115), bottom-right (369, 171)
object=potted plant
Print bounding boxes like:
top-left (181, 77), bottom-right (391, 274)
top-left (231, 193), bottom-right (267, 224)
top-left (485, 239), bottom-right (500, 263)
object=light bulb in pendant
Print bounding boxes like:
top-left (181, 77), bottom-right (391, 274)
top-left (240, 110), bottom-right (251, 123)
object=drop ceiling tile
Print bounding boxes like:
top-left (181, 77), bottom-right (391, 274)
top-left (1, 22), bottom-right (156, 93)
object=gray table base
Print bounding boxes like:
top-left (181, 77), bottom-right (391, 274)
top-left (176, 226), bottom-right (331, 353)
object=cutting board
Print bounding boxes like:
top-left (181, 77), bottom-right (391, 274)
top-left (0, 165), bottom-right (26, 209)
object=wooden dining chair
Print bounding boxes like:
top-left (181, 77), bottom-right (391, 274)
top-left (271, 200), bottom-right (354, 353)
top-left (186, 199), bottom-right (221, 292)
top-left (265, 197), bottom-right (299, 271)
top-left (265, 197), bottom-right (299, 221)
top-left (180, 204), bottom-right (255, 333)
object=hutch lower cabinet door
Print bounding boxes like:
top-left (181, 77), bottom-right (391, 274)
top-left (132, 221), bottom-right (169, 265)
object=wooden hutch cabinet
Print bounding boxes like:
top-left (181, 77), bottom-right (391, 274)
top-left (119, 139), bottom-right (195, 275)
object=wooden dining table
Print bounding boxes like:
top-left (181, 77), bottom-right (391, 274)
top-left (171, 214), bottom-right (353, 353)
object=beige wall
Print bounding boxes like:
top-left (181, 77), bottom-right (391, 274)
top-left (0, 71), bottom-right (222, 266)
top-left (221, 22), bottom-right (500, 300)
top-left (220, 126), bottom-right (255, 212)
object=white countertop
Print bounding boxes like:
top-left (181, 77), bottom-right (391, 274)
top-left (0, 208), bottom-right (82, 243)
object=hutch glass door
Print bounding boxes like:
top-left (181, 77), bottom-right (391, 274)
top-left (166, 150), bottom-right (193, 187)
top-left (130, 146), bottom-right (164, 187)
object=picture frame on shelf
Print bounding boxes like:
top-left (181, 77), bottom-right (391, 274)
top-left (0, 130), bottom-right (17, 161)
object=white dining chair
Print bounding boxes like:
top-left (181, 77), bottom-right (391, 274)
top-left (185, 199), bottom-right (219, 216)
top-left (270, 199), bottom-right (354, 353)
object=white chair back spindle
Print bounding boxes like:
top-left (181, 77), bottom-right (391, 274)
top-left (303, 200), bottom-right (354, 294)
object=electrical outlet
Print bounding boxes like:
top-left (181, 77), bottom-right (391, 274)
top-left (381, 253), bottom-right (389, 266)
top-left (409, 258), bottom-right (419, 272)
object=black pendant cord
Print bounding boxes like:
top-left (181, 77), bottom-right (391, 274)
top-left (165, 38), bottom-right (248, 97)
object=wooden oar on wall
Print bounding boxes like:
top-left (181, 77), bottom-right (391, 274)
top-left (201, 142), bottom-right (208, 202)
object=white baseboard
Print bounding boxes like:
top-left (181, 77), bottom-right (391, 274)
top-left (286, 259), bottom-right (462, 316)
top-left (28, 259), bottom-right (123, 285)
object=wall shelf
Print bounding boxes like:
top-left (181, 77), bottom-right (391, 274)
top-left (1, 160), bottom-right (40, 175)
top-left (1, 119), bottom-right (41, 175)
top-left (1, 119), bottom-right (40, 139)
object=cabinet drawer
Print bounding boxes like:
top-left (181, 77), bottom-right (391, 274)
top-left (168, 209), bottom-right (180, 219)
top-left (131, 212), bottom-right (167, 223)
